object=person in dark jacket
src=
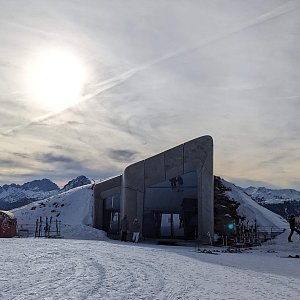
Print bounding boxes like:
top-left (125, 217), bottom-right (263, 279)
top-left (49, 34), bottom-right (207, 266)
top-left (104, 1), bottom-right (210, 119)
top-left (132, 218), bottom-right (141, 243)
top-left (120, 215), bottom-right (129, 242)
top-left (169, 177), bottom-right (177, 189)
top-left (288, 215), bottom-right (300, 242)
top-left (176, 175), bottom-right (183, 192)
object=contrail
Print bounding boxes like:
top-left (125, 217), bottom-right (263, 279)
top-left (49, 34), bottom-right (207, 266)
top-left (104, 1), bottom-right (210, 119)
top-left (0, 18), bottom-right (62, 38)
top-left (1, 0), bottom-right (298, 137)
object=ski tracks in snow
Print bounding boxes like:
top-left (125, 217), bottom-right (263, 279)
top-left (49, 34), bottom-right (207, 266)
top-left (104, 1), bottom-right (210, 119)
top-left (1, 238), bottom-right (300, 299)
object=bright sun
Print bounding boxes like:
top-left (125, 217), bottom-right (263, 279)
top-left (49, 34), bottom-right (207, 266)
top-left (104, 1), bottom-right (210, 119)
top-left (27, 49), bottom-right (87, 112)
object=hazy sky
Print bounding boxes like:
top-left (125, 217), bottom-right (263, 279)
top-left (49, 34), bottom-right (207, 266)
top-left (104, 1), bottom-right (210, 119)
top-left (0, 0), bottom-right (299, 189)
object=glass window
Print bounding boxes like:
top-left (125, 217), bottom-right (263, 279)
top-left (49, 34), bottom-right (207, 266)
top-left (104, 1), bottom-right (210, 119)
top-left (143, 172), bottom-right (198, 239)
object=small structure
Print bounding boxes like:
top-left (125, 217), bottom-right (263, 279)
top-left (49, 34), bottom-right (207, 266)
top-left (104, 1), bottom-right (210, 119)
top-left (0, 210), bottom-right (17, 238)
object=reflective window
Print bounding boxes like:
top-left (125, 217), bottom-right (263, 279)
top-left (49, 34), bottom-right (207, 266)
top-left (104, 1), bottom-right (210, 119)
top-left (143, 172), bottom-right (198, 239)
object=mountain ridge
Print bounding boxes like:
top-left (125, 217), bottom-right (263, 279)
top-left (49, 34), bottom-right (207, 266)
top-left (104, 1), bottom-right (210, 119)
top-left (244, 186), bottom-right (300, 204)
top-left (0, 175), bottom-right (91, 210)
top-left (2, 175), bottom-right (300, 217)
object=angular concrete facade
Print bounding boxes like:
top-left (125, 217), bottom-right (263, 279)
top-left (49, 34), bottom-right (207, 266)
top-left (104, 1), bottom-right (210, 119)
top-left (93, 135), bottom-right (214, 243)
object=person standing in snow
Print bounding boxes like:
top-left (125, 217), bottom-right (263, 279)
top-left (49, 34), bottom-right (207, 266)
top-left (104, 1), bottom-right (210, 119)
top-left (132, 218), bottom-right (141, 243)
top-left (120, 215), bottom-right (129, 242)
top-left (288, 215), bottom-right (300, 242)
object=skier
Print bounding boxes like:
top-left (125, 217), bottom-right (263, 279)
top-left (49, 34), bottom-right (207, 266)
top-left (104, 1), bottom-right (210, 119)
top-left (288, 215), bottom-right (300, 242)
top-left (132, 218), bottom-right (141, 243)
top-left (120, 215), bottom-right (129, 242)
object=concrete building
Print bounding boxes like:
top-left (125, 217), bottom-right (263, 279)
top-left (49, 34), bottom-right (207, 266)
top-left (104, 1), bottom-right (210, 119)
top-left (93, 135), bottom-right (214, 243)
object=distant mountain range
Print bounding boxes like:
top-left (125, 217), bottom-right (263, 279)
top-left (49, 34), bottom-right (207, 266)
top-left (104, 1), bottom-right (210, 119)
top-left (2, 175), bottom-right (300, 219)
top-left (243, 186), bottom-right (300, 204)
top-left (60, 175), bottom-right (91, 192)
top-left (243, 186), bottom-right (300, 219)
top-left (0, 176), bottom-right (91, 210)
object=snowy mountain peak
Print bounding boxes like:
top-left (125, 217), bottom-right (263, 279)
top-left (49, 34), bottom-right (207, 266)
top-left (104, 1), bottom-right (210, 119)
top-left (0, 178), bottom-right (59, 193)
top-left (244, 186), bottom-right (300, 204)
top-left (61, 175), bottom-right (91, 192)
top-left (22, 178), bottom-right (60, 192)
top-left (0, 176), bottom-right (91, 210)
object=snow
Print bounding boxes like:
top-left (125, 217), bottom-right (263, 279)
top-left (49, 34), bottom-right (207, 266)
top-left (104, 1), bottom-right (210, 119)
top-left (1, 236), bottom-right (300, 299)
top-left (222, 179), bottom-right (289, 230)
top-left (12, 184), bottom-right (93, 227)
top-left (0, 181), bottom-right (299, 299)
top-left (0, 186), bottom-right (58, 204)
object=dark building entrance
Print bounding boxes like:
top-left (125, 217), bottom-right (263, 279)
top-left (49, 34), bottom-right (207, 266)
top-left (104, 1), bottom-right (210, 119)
top-left (102, 194), bottom-right (120, 235)
top-left (143, 211), bottom-right (184, 239)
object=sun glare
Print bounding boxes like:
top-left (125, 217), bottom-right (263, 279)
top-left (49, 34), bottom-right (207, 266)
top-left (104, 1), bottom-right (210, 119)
top-left (27, 49), bottom-right (87, 112)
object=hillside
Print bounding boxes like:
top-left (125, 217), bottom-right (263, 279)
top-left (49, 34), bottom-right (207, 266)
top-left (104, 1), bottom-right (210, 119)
top-left (12, 184), bottom-right (107, 240)
top-left (222, 179), bottom-right (288, 229)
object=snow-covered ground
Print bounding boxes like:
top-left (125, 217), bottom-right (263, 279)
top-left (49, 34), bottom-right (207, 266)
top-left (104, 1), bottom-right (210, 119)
top-left (1, 181), bottom-right (298, 299)
top-left (1, 234), bottom-right (300, 300)
top-left (11, 184), bottom-right (103, 240)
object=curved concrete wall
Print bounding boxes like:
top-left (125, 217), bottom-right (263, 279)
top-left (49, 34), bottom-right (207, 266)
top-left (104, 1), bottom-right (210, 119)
top-left (94, 135), bottom-right (214, 243)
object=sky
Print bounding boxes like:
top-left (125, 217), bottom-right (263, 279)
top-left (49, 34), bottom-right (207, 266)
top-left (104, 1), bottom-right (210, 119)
top-left (0, 0), bottom-right (299, 189)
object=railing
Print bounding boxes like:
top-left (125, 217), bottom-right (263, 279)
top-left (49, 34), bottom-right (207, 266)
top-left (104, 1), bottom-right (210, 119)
top-left (16, 223), bottom-right (36, 237)
top-left (16, 216), bottom-right (62, 238)
top-left (256, 226), bottom-right (286, 242)
top-left (194, 224), bottom-right (287, 250)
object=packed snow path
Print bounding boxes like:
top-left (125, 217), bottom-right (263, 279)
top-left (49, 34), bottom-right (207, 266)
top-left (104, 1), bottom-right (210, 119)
top-left (1, 238), bottom-right (300, 300)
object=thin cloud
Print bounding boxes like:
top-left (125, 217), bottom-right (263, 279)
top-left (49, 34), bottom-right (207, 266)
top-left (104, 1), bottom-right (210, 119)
top-left (2, 0), bottom-right (298, 136)
top-left (108, 149), bottom-right (138, 163)
top-left (35, 152), bottom-right (76, 164)
top-left (0, 1), bottom-right (300, 189)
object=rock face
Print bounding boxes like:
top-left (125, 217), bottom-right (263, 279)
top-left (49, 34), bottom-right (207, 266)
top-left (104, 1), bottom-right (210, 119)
top-left (21, 179), bottom-right (60, 192)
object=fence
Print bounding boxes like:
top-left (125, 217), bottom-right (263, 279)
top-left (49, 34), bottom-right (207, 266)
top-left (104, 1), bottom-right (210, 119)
top-left (16, 216), bottom-right (62, 238)
top-left (256, 226), bottom-right (286, 242)
top-left (196, 221), bottom-right (287, 249)
top-left (230, 224), bottom-right (286, 247)
top-left (35, 216), bottom-right (61, 238)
